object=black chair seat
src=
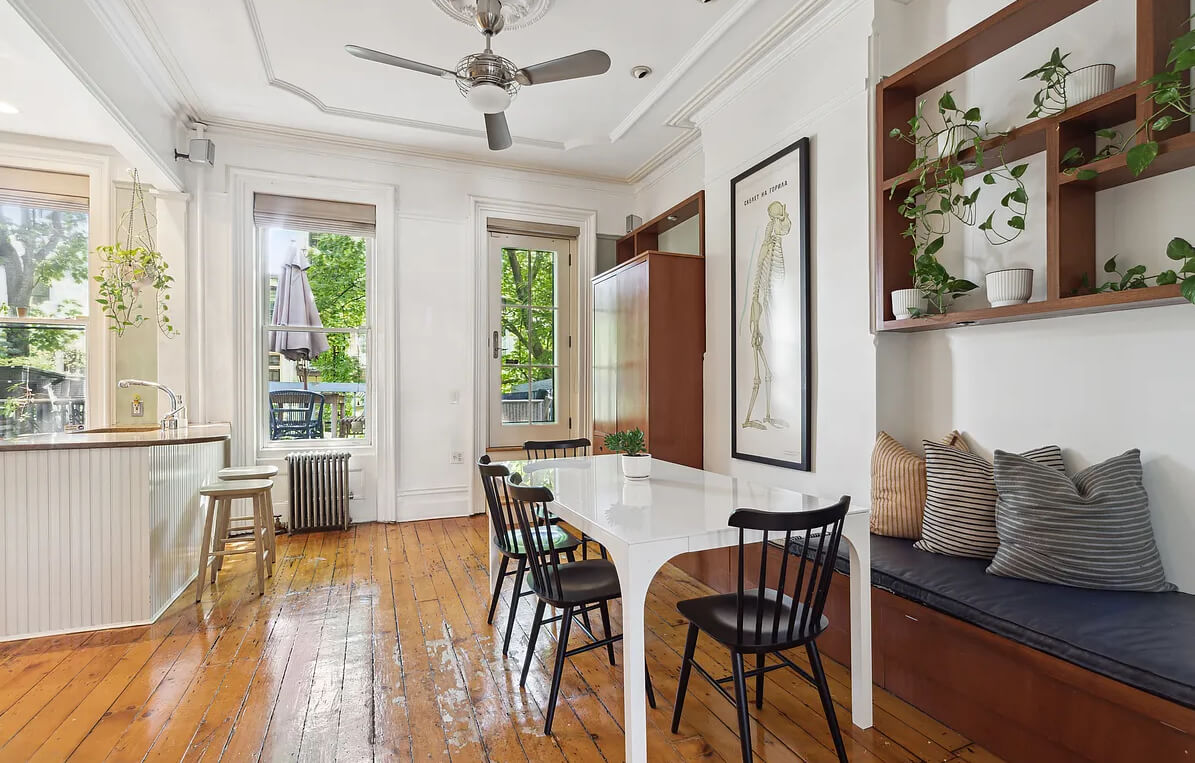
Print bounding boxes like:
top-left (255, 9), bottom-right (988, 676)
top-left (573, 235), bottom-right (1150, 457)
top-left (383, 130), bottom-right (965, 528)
top-left (677, 589), bottom-right (829, 652)
top-left (530, 559), bottom-right (621, 606)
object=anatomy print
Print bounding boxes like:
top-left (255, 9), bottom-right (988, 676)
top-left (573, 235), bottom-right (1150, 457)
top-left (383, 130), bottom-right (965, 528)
top-left (742, 201), bottom-right (793, 431)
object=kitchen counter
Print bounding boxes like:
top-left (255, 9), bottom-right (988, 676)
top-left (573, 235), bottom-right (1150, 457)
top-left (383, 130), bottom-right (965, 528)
top-left (0, 423), bottom-right (231, 452)
top-left (1, 423), bottom-right (231, 640)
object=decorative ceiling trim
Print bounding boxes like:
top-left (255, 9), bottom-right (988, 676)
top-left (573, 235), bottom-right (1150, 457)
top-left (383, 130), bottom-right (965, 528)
top-left (432, 0), bottom-right (553, 30)
top-left (114, 0), bottom-right (206, 117)
top-left (625, 130), bottom-right (701, 186)
top-left (241, 0), bottom-right (565, 151)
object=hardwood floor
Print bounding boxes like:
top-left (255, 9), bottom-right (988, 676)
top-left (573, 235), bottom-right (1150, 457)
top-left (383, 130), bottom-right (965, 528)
top-left (0, 518), bottom-right (1003, 761)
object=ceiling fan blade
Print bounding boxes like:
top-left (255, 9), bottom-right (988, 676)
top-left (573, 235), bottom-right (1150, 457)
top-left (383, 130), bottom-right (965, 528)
top-left (484, 112), bottom-right (513, 151)
top-left (345, 44), bottom-right (456, 80)
top-left (517, 50), bottom-right (611, 85)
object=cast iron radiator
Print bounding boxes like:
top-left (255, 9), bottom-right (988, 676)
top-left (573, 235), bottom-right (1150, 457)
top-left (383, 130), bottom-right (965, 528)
top-left (286, 451), bottom-right (351, 532)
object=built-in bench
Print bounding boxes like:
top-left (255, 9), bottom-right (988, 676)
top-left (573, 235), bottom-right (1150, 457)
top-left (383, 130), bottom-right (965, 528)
top-left (738, 535), bottom-right (1195, 762)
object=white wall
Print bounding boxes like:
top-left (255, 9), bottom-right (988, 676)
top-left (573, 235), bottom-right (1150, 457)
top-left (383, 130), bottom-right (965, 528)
top-left (638, 0), bottom-right (878, 504)
top-left (195, 127), bottom-right (634, 523)
top-left (633, 0), bottom-right (1195, 593)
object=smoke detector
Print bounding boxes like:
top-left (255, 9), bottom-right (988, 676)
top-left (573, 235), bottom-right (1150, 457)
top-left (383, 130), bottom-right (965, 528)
top-left (432, 0), bottom-right (553, 30)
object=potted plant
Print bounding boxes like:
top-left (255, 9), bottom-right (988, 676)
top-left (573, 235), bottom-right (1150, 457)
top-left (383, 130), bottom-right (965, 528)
top-left (985, 267), bottom-right (1034, 307)
top-left (604, 428), bottom-right (651, 479)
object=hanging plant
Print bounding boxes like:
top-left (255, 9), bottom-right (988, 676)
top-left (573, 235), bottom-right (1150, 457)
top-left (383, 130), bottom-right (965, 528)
top-left (1023, 47), bottom-right (1073, 118)
top-left (93, 170), bottom-right (177, 337)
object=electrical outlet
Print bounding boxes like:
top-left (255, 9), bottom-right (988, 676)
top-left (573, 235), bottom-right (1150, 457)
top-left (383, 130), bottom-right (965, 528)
top-left (451, 451), bottom-right (464, 464)
top-left (131, 396), bottom-right (144, 417)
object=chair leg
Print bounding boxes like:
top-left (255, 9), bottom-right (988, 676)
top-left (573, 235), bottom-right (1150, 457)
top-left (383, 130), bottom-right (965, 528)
top-left (520, 599), bottom-right (546, 687)
top-left (598, 600), bottom-right (616, 666)
top-left (645, 661), bottom-right (657, 709)
top-left (599, 544), bottom-right (608, 560)
top-left (731, 650), bottom-right (754, 763)
top-left (486, 556), bottom-right (510, 625)
top-left (806, 641), bottom-right (848, 763)
top-left (195, 495), bottom-right (216, 603)
top-left (544, 605), bottom-right (574, 735)
top-left (755, 653), bottom-right (765, 709)
top-left (581, 534), bottom-right (588, 560)
top-left (263, 487), bottom-right (278, 565)
top-left (502, 557), bottom-right (527, 657)
top-left (252, 495), bottom-right (267, 596)
top-left (256, 493), bottom-right (273, 578)
top-left (211, 499), bottom-right (230, 584)
top-left (671, 622), bottom-right (699, 733)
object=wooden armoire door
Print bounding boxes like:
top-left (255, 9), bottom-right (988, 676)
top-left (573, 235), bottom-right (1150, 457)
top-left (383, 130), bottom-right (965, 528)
top-left (615, 260), bottom-right (650, 442)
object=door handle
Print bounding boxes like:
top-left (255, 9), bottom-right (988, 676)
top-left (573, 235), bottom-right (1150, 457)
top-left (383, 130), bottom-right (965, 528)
top-left (492, 330), bottom-right (500, 360)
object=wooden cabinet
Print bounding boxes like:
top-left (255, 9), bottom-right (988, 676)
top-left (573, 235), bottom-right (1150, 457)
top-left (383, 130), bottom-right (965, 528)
top-left (591, 251), bottom-right (705, 468)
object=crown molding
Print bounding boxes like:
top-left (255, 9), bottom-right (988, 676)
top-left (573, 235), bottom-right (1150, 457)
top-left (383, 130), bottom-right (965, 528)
top-left (241, 0), bottom-right (564, 151)
top-left (114, 0), bottom-right (206, 116)
top-left (625, 130), bottom-right (702, 186)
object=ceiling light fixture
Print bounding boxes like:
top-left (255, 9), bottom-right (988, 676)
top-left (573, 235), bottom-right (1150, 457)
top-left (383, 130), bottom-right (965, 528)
top-left (466, 81), bottom-right (513, 113)
top-left (630, 65), bottom-right (653, 80)
top-left (0, 101), bottom-right (18, 115)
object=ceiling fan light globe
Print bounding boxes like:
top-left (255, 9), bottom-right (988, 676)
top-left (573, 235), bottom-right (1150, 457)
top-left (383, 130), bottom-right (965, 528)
top-left (467, 82), bottom-right (512, 113)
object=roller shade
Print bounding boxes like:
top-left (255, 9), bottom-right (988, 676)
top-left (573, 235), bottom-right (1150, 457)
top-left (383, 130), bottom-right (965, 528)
top-left (0, 166), bottom-right (89, 213)
top-left (254, 193), bottom-right (376, 237)
top-left (487, 217), bottom-right (579, 238)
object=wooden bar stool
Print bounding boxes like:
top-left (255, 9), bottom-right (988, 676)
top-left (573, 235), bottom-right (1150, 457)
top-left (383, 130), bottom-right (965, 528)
top-left (196, 479), bottom-right (274, 601)
top-left (215, 465), bottom-right (279, 572)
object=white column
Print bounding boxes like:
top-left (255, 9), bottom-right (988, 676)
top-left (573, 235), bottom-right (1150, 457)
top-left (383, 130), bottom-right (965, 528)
top-left (155, 191), bottom-right (190, 420)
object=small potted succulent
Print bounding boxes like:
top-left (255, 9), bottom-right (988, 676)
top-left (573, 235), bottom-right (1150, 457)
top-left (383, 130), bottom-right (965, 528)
top-left (604, 428), bottom-right (651, 480)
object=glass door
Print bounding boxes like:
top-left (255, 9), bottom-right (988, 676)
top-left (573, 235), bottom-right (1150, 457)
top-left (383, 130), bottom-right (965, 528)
top-left (488, 232), bottom-right (574, 448)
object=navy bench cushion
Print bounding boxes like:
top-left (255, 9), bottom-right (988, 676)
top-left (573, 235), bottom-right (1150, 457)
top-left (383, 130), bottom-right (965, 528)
top-left (790, 534), bottom-right (1195, 709)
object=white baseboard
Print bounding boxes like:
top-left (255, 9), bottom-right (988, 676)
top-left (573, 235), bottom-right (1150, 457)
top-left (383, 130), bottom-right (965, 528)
top-left (396, 486), bottom-right (471, 522)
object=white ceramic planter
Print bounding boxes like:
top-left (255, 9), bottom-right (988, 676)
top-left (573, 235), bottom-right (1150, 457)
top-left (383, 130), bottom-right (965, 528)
top-left (891, 288), bottom-right (927, 320)
top-left (937, 123), bottom-right (982, 159)
top-left (986, 268), bottom-right (1034, 307)
top-left (621, 454), bottom-right (652, 480)
top-left (1066, 64), bottom-right (1115, 107)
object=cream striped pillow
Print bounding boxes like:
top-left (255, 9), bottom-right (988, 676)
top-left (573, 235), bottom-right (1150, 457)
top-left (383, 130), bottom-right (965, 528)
top-left (870, 431), bottom-right (968, 539)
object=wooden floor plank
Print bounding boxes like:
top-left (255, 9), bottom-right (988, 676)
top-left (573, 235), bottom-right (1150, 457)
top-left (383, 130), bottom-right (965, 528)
top-left (1, 519), bottom-right (1003, 762)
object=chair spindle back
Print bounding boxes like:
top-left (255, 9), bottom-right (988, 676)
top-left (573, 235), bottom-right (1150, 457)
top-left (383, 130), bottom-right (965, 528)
top-left (476, 455), bottom-right (522, 555)
top-left (730, 496), bottom-right (850, 646)
top-left (523, 438), bottom-right (591, 461)
top-left (506, 480), bottom-right (567, 602)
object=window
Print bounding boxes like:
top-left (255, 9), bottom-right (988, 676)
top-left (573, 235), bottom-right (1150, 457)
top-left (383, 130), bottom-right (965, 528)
top-left (0, 167), bottom-right (89, 437)
top-left (255, 194), bottom-right (373, 444)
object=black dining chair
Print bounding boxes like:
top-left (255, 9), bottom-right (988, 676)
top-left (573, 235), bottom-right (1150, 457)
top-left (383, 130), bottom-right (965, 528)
top-left (522, 438), bottom-right (607, 561)
top-left (477, 456), bottom-right (584, 657)
top-left (671, 497), bottom-right (852, 763)
top-left (506, 478), bottom-right (656, 735)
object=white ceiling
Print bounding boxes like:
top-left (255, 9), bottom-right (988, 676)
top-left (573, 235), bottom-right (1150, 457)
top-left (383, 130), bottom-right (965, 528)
top-left (109, 0), bottom-right (819, 180)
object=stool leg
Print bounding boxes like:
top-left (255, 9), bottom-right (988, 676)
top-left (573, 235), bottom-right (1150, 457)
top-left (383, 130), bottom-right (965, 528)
top-left (252, 493), bottom-right (267, 596)
top-left (211, 499), bottom-right (230, 584)
top-left (257, 492), bottom-right (273, 578)
top-left (264, 486), bottom-right (278, 568)
top-left (196, 495), bottom-right (217, 602)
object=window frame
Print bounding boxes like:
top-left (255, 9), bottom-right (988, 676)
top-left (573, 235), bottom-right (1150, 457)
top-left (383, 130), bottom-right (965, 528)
top-left (255, 225), bottom-right (374, 450)
top-left (0, 144), bottom-right (114, 430)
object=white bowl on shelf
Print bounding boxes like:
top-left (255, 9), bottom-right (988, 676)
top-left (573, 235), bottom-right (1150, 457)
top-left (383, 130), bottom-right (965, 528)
top-left (891, 288), bottom-right (927, 320)
top-left (1066, 64), bottom-right (1115, 107)
top-left (986, 268), bottom-right (1034, 307)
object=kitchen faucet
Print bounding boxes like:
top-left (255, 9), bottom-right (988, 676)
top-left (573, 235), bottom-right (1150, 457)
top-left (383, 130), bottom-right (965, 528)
top-left (118, 379), bottom-right (185, 430)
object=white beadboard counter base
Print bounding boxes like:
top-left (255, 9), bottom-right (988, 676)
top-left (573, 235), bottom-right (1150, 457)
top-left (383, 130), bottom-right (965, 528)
top-left (1, 432), bottom-right (229, 641)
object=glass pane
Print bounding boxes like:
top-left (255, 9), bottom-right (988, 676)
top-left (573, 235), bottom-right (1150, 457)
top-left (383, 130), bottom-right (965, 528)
top-left (500, 366), bottom-right (531, 424)
top-left (530, 366), bottom-right (556, 424)
top-left (0, 203), bottom-right (90, 319)
top-left (499, 248), bottom-right (530, 306)
top-left (527, 250), bottom-right (557, 308)
top-left (0, 325), bottom-right (86, 436)
top-left (266, 329), bottom-right (366, 441)
top-left (264, 228), bottom-right (368, 329)
top-left (528, 308), bottom-right (556, 366)
top-left (500, 306), bottom-right (530, 366)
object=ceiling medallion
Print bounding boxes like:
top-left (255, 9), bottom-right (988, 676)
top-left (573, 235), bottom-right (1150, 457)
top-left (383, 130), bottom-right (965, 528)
top-left (432, 0), bottom-right (553, 31)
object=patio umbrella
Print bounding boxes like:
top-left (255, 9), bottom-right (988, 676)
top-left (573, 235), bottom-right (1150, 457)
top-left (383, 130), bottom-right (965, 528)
top-left (270, 244), bottom-right (329, 388)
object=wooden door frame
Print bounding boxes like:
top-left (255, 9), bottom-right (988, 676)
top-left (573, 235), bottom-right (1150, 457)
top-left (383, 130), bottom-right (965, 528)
top-left (469, 197), bottom-right (597, 510)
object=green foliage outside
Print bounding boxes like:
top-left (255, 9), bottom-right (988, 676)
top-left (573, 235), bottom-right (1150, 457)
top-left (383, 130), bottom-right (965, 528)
top-left (305, 232), bottom-right (366, 385)
top-left (499, 248), bottom-right (556, 395)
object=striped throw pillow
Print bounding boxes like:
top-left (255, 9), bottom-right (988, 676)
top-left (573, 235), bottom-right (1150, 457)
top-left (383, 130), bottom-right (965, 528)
top-left (870, 431), bottom-right (969, 539)
top-left (987, 449), bottom-right (1175, 592)
top-left (914, 442), bottom-right (1065, 559)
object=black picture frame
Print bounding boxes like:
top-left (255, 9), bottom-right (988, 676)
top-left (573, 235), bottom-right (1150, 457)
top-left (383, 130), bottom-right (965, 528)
top-left (729, 137), bottom-right (813, 472)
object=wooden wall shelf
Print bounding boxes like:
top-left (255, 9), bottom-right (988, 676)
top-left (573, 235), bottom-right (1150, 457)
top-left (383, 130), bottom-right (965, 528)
top-left (617, 191), bottom-right (705, 265)
top-left (875, 0), bottom-right (1194, 332)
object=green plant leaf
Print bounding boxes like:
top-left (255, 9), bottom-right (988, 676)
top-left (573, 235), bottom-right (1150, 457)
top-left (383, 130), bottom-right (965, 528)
top-left (1095, 128), bottom-right (1120, 140)
top-left (1157, 270), bottom-right (1179, 285)
top-left (948, 279), bottom-right (979, 293)
top-left (1008, 216), bottom-right (1026, 231)
top-left (1126, 141), bottom-right (1159, 176)
top-left (924, 237), bottom-right (945, 256)
top-left (1183, 276), bottom-right (1195, 305)
top-left (983, 173), bottom-right (997, 184)
top-left (889, 128), bottom-right (903, 138)
top-left (938, 91), bottom-right (957, 112)
top-left (1166, 237), bottom-right (1195, 261)
top-left (1104, 256), bottom-right (1119, 273)
top-left (1153, 115), bottom-right (1175, 132)
top-left (1167, 30), bottom-right (1195, 64)
top-left (1010, 163), bottom-right (1029, 178)
top-left (964, 107), bottom-right (982, 122)
top-left (1075, 169), bottom-right (1100, 181)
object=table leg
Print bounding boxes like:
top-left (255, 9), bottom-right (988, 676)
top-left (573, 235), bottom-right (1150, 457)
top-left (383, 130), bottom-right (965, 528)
top-left (614, 556), bottom-right (651, 763)
top-left (842, 512), bottom-right (873, 729)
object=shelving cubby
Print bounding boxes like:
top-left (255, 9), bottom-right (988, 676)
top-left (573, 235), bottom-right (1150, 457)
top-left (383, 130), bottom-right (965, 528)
top-left (876, 0), bottom-right (1194, 332)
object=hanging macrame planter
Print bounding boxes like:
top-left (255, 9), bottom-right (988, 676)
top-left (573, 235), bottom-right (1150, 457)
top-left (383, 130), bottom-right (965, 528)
top-left (94, 169), bottom-right (176, 337)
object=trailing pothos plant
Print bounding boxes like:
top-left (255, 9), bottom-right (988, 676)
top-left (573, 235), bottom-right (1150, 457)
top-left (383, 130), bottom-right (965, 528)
top-left (1023, 47), bottom-right (1073, 118)
top-left (888, 91), bottom-right (1030, 315)
top-left (1080, 238), bottom-right (1195, 303)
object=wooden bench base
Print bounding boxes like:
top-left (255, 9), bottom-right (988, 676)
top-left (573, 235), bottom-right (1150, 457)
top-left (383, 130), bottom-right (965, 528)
top-left (671, 545), bottom-right (1195, 763)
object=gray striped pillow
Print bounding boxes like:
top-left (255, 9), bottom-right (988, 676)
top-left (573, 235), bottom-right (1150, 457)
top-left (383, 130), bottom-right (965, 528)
top-left (914, 442), bottom-right (1065, 559)
top-left (987, 449), bottom-right (1175, 592)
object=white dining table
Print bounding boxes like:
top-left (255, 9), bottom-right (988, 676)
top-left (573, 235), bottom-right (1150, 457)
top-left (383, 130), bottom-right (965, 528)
top-left (495, 455), bottom-right (873, 762)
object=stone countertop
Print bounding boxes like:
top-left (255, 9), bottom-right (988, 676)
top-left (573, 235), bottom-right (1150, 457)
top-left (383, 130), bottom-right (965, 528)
top-left (0, 423), bottom-right (232, 452)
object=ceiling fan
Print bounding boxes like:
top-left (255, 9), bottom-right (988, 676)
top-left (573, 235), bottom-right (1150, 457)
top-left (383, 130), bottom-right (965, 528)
top-left (346, 0), bottom-right (611, 151)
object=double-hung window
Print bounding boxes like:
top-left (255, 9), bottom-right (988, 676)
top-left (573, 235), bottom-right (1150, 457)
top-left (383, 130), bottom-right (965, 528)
top-left (0, 166), bottom-right (90, 436)
top-left (254, 193), bottom-right (374, 445)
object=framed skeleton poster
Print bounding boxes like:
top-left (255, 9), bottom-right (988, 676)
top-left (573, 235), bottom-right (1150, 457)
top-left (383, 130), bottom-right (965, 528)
top-left (730, 137), bottom-right (812, 471)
